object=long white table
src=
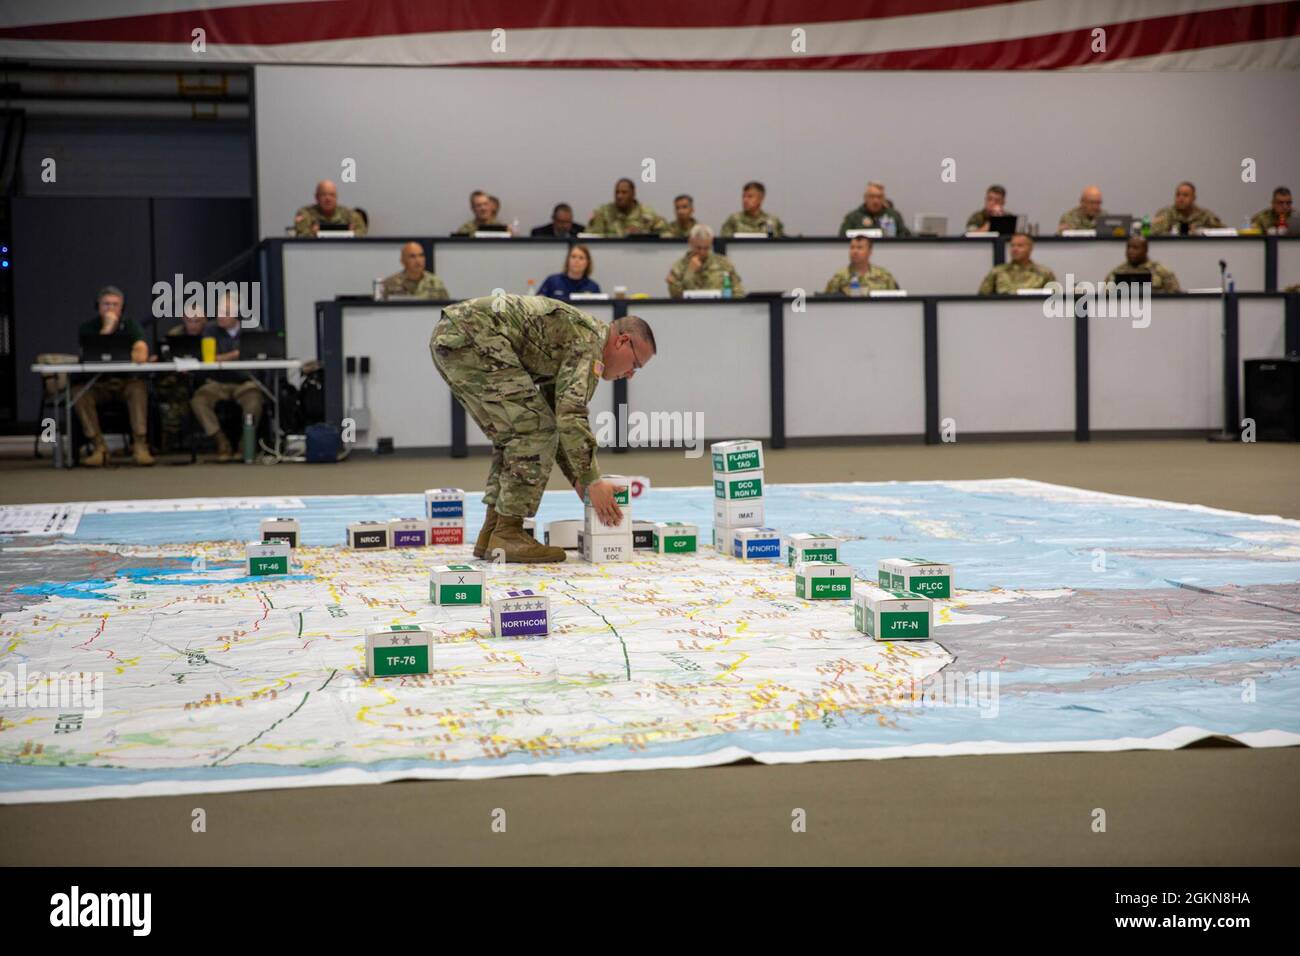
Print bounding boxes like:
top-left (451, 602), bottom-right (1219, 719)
top-left (30, 359), bottom-right (303, 468)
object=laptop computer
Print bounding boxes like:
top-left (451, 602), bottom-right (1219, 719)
top-left (988, 214), bottom-right (1018, 235)
top-left (80, 332), bottom-right (137, 362)
top-left (1109, 272), bottom-right (1153, 291)
top-left (1098, 215), bottom-right (1135, 238)
top-left (239, 330), bottom-right (286, 360)
top-left (916, 215), bottom-right (947, 236)
top-left (162, 334), bottom-right (204, 359)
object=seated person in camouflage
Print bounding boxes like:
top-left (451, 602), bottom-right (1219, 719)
top-left (294, 180), bottom-right (367, 236)
top-left (430, 295), bottom-right (656, 563)
top-left (838, 181), bottom-right (910, 236)
top-left (966, 184), bottom-right (1011, 232)
top-left (1104, 236), bottom-right (1181, 292)
top-left (824, 236), bottom-right (899, 295)
top-left (721, 181), bottom-right (785, 237)
top-left (156, 302), bottom-right (210, 452)
top-left (1249, 186), bottom-right (1292, 233)
top-left (662, 194), bottom-right (698, 239)
top-left (588, 178), bottom-right (668, 236)
top-left (978, 233), bottom-right (1056, 294)
top-left (453, 190), bottom-right (505, 236)
top-left (189, 293), bottom-right (263, 462)
top-left (381, 242), bottom-right (450, 299)
top-left (1152, 181), bottom-right (1224, 235)
top-left (666, 225), bottom-right (745, 298)
top-left (1057, 185), bottom-right (1106, 233)
top-left (76, 285), bottom-right (155, 467)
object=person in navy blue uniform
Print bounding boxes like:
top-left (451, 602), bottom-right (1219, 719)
top-left (537, 245), bottom-right (601, 301)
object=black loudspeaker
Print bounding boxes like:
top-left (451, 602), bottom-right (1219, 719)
top-left (1244, 357), bottom-right (1299, 441)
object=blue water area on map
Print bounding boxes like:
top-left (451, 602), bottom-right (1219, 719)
top-left (65, 482), bottom-right (1299, 591)
top-left (3, 481), bottom-right (1298, 796)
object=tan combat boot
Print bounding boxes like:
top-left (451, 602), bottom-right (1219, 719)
top-left (212, 431), bottom-right (235, 463)
top-left (82, 435), bottom-right (110, 467)
top-left (473, 508), bottom-right (499, 559)
top-left (487, 514), bottom-right (566, 563)
top-left (132, 435), bottom-right (155, 466)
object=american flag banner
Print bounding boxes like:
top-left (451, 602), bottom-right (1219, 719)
top-left (0, 0), bottom-right (1296, 70)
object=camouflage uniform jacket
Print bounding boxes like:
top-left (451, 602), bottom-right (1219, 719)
top-left (294, 204), bottom-right (367, 236)
top-left (1249, 208), bottom-right (1288, 232)
top-left (824, 264), bottom-right (899, 294)
top-left (1104, 259), bottom-right (1181, 293)
top-left (587, 201), bottom-right (668, 236)
top-left (1151, 205), bottom-right (1224, 234)
top-left (1057, 206), bottom-right (1107, 231)
top-left (720, 210), bottom-right (785, 237)
top-left (666, 253), bottom-right (745, 297)
top-left (661, 218), bottom-right (697, 239)
top-left (978, 260), bottom-right (1056, 294)
top-left (436, 295), bottom-right (606, 485)
top-left (453, 218), bottom-right (506, 236)
top-left (382, 270), bottom-right (449, 299)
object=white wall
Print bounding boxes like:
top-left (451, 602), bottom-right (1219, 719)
top-left (256, 66), bottom-right (1299, 241)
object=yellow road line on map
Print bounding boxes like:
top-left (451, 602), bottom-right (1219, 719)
top-left (713, 652), bottom-right (749, 683)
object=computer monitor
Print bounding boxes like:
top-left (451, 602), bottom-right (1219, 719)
top-left (80, 333), bottom-right (137, 362)
top-left (239, 331), bottom-right (286, 360)
top-left (162, 334), bottom-right (204, 359)
top-left (988, 215), bottom-right (1018, 235)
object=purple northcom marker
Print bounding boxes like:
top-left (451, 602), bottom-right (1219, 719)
top-left (491, 589), bottom-right (551, 638)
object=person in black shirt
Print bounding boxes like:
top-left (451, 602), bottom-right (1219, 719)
top-left (531, 203), bottom-right (584, 237)
top-left (76, 285), bottom-right (155, 467)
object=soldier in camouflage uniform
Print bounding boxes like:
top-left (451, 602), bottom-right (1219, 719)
top-left (1151, 182), bottom-right (1224, 234)
top-left (430, 294), bottom-right (657, 563)
top-left (1250, 187), bottom-right (1292, 233)
top-left (587, 178), bottom-right (668, 236)
top-left (666, 225), bottom-right (745, 297)
top-left (965, 185), bottom-right (1009, 232)
top-left (721, 181), bottom-right (785, 237)
top-left (1057, 185), bottom-right (1106, 233)
top-left (381, 242), bottom-right (450, 299)
top-left (453, 190), bottom-right (506, 235)
top-left (1104, 236), bottom-right (1181, 292)
top-left (838, 181), bottom-right (911, 236)
top-left (978, 233), bottom-right (1056, 294)
top-left (824, 236), bottom-right (899, 294)
top-left (662, 195), bottom-right (698, 239)
top-left (293, 180), bottom-right (368, 236)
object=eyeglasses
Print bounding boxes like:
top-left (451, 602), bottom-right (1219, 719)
top-left (627, 337), bottom-right (645, 372)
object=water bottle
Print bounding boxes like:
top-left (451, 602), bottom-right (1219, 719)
top-left (722, 272), bottom-right (733, 299)
top-left (526, 277), bottom-right (536, 296)
top-left (1225, 272), bottom-right (1235, 294)
top-left (372, 277), bottom-right (384, 301)
top-left (242, 413), bottom-right (255, 463)
top-left (1141, 215), bottom-right (1150, 237)
top-left (849, 274), bottom-right (861, 297)
top-left (884, 216), bottom-right (896, 238)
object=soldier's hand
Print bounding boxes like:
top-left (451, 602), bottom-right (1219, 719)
top-left (688, 252), bottom-right (705, 271)
top-left (588, 480), bottom-right (624, 527)
top-left (130, 341), bottom-right (150, 364)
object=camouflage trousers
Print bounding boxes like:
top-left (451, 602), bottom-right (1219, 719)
top-left (430, 313), bottom-right (558, 517)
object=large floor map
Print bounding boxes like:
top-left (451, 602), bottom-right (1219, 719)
top-left (1, 479), bottom-right (1298, 804)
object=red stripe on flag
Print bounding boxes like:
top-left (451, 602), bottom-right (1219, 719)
top-left (0, 0), bottom-right (1019, 44)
